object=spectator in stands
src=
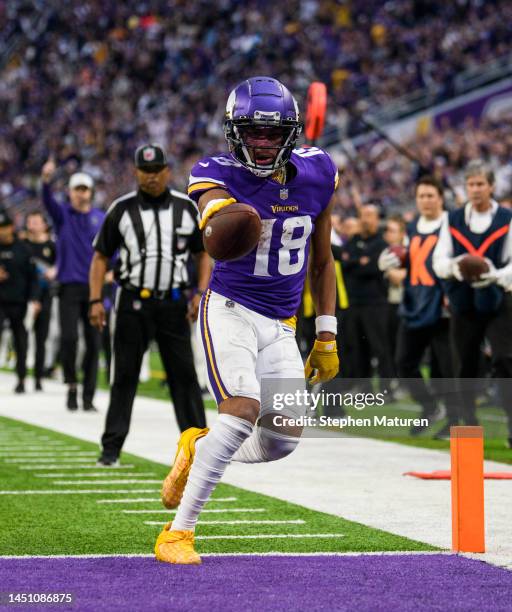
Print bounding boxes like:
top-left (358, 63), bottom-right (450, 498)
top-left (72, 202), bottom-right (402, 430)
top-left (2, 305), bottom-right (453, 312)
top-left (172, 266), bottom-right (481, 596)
top-left (40, 160), bottom-right (105, 411)
top-left (1, 1), bottom-right (512, 213)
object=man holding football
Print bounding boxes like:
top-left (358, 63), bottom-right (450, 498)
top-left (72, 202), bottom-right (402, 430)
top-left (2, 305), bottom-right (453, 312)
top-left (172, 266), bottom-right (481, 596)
top-left (154, 76), bottom-right (339, 564)
top-left (433, 160), bottom-right (512, 443)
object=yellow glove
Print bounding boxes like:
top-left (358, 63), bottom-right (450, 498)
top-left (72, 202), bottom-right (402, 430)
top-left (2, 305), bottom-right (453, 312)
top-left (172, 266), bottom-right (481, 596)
top-left (199, 197), bottom-right (236, 230)
top-left (304, 339), bottom-right (339, 384)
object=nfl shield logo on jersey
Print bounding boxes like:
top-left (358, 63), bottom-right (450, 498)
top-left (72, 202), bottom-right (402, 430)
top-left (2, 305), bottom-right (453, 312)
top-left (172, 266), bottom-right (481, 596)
top-left (280, 188), bottom-right (289, 200)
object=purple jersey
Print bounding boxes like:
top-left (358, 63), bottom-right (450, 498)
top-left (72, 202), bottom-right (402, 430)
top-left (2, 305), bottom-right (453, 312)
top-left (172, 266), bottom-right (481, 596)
top-left (188, 148), bottom-right (337, 318)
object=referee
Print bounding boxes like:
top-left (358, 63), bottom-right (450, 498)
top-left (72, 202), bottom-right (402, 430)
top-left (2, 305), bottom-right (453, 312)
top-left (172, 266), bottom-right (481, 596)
top-left (89, 144), bottom-right (210, 465)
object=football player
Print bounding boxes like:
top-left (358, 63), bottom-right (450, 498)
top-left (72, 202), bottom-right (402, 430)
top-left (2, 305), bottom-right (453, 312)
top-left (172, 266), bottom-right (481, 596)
top-left (155, 76), bottom-right (339, 564)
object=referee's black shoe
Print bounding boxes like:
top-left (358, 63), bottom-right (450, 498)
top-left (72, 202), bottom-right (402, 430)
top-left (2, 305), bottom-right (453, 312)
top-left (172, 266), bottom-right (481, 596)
top-left (96, 455), bottom-right (119, 467)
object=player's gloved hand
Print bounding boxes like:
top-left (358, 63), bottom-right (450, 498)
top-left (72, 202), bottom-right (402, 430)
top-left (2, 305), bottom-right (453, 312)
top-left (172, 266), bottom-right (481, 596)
top-left (451, 255), bottom-right (466, 281)
top-left (378, 248), bottom-right (400, 272)
top-left (495, 267), bottom-right (512, 290)
top-left (199, 197), bottom-right (236, 230)
top-left (304, 339), bottom-right (339, 385)
top-left (471, 259), bottom-right (497, 288)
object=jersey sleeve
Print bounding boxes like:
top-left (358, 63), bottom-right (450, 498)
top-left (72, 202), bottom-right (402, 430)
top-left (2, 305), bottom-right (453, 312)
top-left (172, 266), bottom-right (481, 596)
top-left (314, 148), bottom-right (339, 211)
top-left (187, 156), bottom-right (230, 204)
top-left (93, 201), bottom-right (124, 258)
top-left (324, 150), bottom-right (339, 193)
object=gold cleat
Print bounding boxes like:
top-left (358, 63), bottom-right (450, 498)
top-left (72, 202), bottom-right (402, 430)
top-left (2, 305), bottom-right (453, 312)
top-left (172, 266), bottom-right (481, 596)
top-left (155, 522), bottom-right (201, 565)
top-left (161, 427), bottom-right (209, 509)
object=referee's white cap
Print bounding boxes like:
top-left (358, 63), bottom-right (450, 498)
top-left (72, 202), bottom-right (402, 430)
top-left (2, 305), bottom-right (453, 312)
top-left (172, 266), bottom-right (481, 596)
top-left (69, 172), bottom-right (94, 190)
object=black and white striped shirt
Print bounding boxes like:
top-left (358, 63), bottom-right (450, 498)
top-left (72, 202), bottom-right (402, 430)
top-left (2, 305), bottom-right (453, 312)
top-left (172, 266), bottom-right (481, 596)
top-left (93, 188), bottom-right (203, 291)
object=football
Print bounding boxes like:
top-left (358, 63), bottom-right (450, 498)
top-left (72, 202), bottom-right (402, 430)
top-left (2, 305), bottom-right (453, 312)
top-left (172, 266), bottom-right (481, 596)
top-left (389, 244), bottom-right (408, 267)
top-left (458, 254), bottom-right (489, 282)
top-left (203, 203), bottom-right (262, 261)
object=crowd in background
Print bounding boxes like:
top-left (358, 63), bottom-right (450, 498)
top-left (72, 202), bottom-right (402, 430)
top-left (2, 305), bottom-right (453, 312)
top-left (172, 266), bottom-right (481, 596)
top-left (331, 116), bottom-right (512, 215)
top-left (1, 0), bottom-right (512, 215)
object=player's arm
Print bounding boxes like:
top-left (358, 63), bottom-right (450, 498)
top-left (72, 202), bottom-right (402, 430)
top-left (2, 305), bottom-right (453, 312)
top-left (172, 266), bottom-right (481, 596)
top-left (88, 252), bottom-right (108, 331)
top-left (88, 204), bottom-right (123, 330)
top-left (40, 159), bottom-right (65, 228)
top-left (197, 188), bottom-right (236, 230)
top-left (432, 214), bottom-right (464, 281)
top-left (305, 197), bottom-right (339, 384)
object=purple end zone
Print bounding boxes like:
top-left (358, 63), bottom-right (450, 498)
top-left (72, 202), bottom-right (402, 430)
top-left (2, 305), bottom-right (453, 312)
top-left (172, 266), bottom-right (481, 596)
top-left (1, 554), bottom-right (511, 611)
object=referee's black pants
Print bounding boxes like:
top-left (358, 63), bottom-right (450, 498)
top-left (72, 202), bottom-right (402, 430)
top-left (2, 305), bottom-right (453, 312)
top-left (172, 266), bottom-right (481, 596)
top-left (396, 318), bottom-right (459, 424)
top-left (0, 301), bottom-right (28, 381)
top-left (101, 289), bottom-right (206, 459)
top-left (59, 283), bottom-right (101, 402)
top-left (451, 294), bottom-right (512, 436)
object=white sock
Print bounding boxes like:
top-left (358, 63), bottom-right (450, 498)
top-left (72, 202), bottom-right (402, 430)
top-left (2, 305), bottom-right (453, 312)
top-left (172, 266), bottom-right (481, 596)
top-left (232, 425), bottom-right (300, 463)
top-left (171, 413), bottom-right (253, 531)
top-left (231, 426), bottom-right (266, 463)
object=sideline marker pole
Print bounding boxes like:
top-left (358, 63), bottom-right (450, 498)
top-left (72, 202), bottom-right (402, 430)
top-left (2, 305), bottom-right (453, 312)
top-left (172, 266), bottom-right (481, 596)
top-left (450, 426), bottom-right (485, 553)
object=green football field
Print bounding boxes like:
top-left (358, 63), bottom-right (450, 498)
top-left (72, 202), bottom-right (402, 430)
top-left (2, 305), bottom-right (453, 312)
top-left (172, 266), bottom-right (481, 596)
top-left (0, 415), bottom-right (435, 556)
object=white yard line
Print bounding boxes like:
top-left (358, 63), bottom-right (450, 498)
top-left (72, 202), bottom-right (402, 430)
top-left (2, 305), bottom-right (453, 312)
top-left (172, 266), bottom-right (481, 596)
top-left (5, 457), bottom-right (98, 463)
top-left (19, 465), bottom-right (135, 470)
top-left (52, 479), bottom-right (162, 485)
top-left (97, 497), bottom-right (237, 504)
top-left (35, 472), bottom-right (156, 478)
top-left (0, 452), bottom-right (97, 458)
top-left (124, 508), bottom-right (266, 514)
top-left (0, 444), bottom-right (69, 449)
top-left (144, 519), bottom-right (306, 526)
top-left (0, 551), bottom-right (453, 559)
top-left (0, 489), bottom-right (160, 495)
top-left (195, 533), bottom-right (345, 540)
top-left (97, 498), bottom-right (160, 504)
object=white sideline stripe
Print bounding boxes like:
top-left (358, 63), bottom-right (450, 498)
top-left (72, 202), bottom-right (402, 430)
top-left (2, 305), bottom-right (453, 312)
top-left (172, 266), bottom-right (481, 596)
top-left (5, 457), bottom-right (98, 463)
top-left (195, 533), bottom-right (345, 540)
top-left (35, 472), bottom-right (155, 478)
top-left (0, 551), bottom-right (451, 559)
top-left (52, 479), bottom-right (162, 485)
top-left (144, 520), bottom-right (306, 525)
top-left (123, 508), bottom-right (266, 514)
top-left (19, 465), bottom-right (135, 470)
top-left (0, 489), bottom-right (160, 495)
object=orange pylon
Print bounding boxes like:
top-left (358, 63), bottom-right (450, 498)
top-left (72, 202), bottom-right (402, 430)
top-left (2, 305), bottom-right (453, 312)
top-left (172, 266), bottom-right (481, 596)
top-left (450, 426), bottom-right (485, 553)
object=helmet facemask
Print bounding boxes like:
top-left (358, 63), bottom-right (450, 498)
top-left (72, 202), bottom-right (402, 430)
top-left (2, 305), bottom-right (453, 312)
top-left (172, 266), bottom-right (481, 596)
top-left (226, 119), bottom-right (301, 177)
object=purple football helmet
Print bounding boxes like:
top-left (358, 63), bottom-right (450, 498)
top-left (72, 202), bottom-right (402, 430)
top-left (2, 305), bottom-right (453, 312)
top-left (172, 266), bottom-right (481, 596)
top-left (224, 76), bottom-right (302, 177)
